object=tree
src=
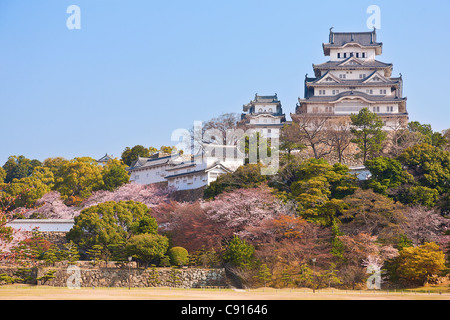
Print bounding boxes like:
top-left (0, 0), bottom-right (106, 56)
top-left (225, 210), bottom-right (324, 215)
top-left (81, 183), bottom-right (174, 210)
top-left (254, 264), bottom-right (272, 288)
top-left (2, 156), bottom-right (41, 184)
top-left (206, 186), bottom-right (289, 239)
top-left (223, 236), bottom-right (255, 267)
top-left (0, 167), bottom-right (6, 184)
top-left (0, 166), bottom-right (55, 210)
top-left (167, 247), bottom-right (189, 266)
top-left (101, 159), bottom-right (130, 191)
top-left (398, 143), bottom-right (450, 195)
top-left (86, 245), bottom-right (104, 266)
top-left (340, 189), bottom-right (406, 244)
top-left (396, 242), bottom-right (446, 285)
top-left (203, 164), bottom-right (267, 199)
top-left (350, 108), bottom-right (387, 162)
top-left (400, 206), bottom-right (450, 246)
top-left (54, 157), bottom-right (104, 199)
top-left (21, 191), bottom-right (76, 220)
top-left (291, 115), bottom-right (331, 159)
top-left (326, 118), bottom-right (353, 164)
top-left (67, 200), bottom-right (156, 251)
top-left (121, 145), bottom-right (151, 167)
top-left (60, 241), bottom-right (80, 265)
top-left (125, 234), bottom-right (169, 267)
top-left (364, 156), bottom-right (414, 195)
top-left (279, 123), bottom-right (305, 162)
top-left (288, 159), bottom-right (357, 224)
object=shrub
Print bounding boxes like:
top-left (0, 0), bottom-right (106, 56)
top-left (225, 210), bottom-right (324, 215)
top-left (168, 247), bottom-right (189, 266)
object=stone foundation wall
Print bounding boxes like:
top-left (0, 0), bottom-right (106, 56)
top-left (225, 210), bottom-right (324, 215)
top-left (1, 265), bottom-right (228, 288)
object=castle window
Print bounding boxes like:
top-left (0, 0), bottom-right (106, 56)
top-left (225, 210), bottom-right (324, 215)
top-left (259, 108), bottom-right (263, 112)
top-left (356, 53), bottom-right (360, 58)
top-left (362, 52), bottom-right (366, 58)
top-left (337, 53), bottom-right (341, 58)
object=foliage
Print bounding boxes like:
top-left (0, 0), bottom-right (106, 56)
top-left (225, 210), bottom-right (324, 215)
top-left (396, 242), bottom-right (446, 285)
top-left (398, 143), bottom-right (450, 194)
top-left (203, 164), bottom-right (267, 199)
top-left (101, 159), bottom-right (130, 191)
top-left (223, 236), bottom-right (255, 267)
top-left (364, 156), bottom-right (414, 195)
top-left (54, 157), bottom-right (104, 199)
top-left (2, 156), bottom-right (41, 184)
top-left (167, 247), bottom-right (189, 266)
top-left (125, 234), bottom-right (169, 267)
top-left (350, 108), bottom-right (387, 162)
top-left (67, 200), bottom-right (156, 250)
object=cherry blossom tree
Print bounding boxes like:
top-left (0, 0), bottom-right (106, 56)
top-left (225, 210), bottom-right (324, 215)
top-left (81, 183), bottom-right (175, 210)
top-left (401, 205), bottom-right (450, 246)
top-left (18, 191), bottom-right (76, 219)
top-left (205, 185), bottom-right (295, 239)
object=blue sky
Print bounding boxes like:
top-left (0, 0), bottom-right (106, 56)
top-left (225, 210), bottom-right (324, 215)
top-left (0, 0), bottom-right (449, 165)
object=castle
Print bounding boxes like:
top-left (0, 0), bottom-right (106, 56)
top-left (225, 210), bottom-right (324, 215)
top-left (127, 29), bottom-right (406, 191)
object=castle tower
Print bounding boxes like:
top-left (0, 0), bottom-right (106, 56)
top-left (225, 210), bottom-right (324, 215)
top-left (241, 93), bottom-right (287, 137)
top-left (292, 28), bottom-right (408, 128)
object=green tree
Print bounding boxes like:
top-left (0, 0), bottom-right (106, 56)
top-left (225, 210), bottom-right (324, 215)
top-left (101, 159), bottom-right (130, 191)
top-left (55, 157), bottom-right (104, 199)
top-left (67, 200), bottom-right (155, 251)
top-left (0, 167), bottom-right (55, 210)
top-left (2, 155), bottom-right (41, 183)
top-left (87, 244), bottom-right (104, 266)
top-left (254, 264), bottom-right (272, 288)
top-left (398, 143), bottom-right (450, 194)
top-left (396, 242), bottom-right (446, 285)
top-left (364, 156), bottom-right (414, 195)
top-left (350, 108), bottom-right (387, 162)
top-left (223, 236), bottom-right (255, 267)
top-left (147, 264), bottom-right (161, 286)
top-left (125, 234), bottom-right (169, 267)
top-left (167, 267), bottom-right (182, 287)
top-left (0, 167), bottom-right (6, 184)
top-left (167, 247), bottom-right (189, 267)
top-left (203, 164), bottom-right (267, 199)
top-left (60, 241), bottom-right (80, 265)
top-left (121, 145), bottom-right (151, 167)
top-left (288, 159), bottom-right (357, 224)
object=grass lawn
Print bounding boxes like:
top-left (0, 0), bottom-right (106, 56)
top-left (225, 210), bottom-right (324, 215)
top-left (0, 285), bottom-right (449, 300)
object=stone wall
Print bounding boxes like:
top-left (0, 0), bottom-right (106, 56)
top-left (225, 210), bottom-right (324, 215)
top-left (1, 264), bottom-right (228, 288)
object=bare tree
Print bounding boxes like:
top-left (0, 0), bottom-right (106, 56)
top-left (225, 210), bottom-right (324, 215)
top-left (292, 115), bottom-right (332, 159)
top-left (401, 206), bottom-right (450, 246)
top-left (325, 118), bottom-right (353, 164)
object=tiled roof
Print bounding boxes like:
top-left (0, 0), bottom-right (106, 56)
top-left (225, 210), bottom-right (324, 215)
top-left (299, 90), bottom-right (407, 103)
top-left (313, 59), bottom-right (392, 70)
top-left (326, 31), bottom-right (382, 47)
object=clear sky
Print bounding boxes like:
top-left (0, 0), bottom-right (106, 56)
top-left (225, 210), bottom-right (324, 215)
top-left (0, 0), bottom-right (449, 165)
